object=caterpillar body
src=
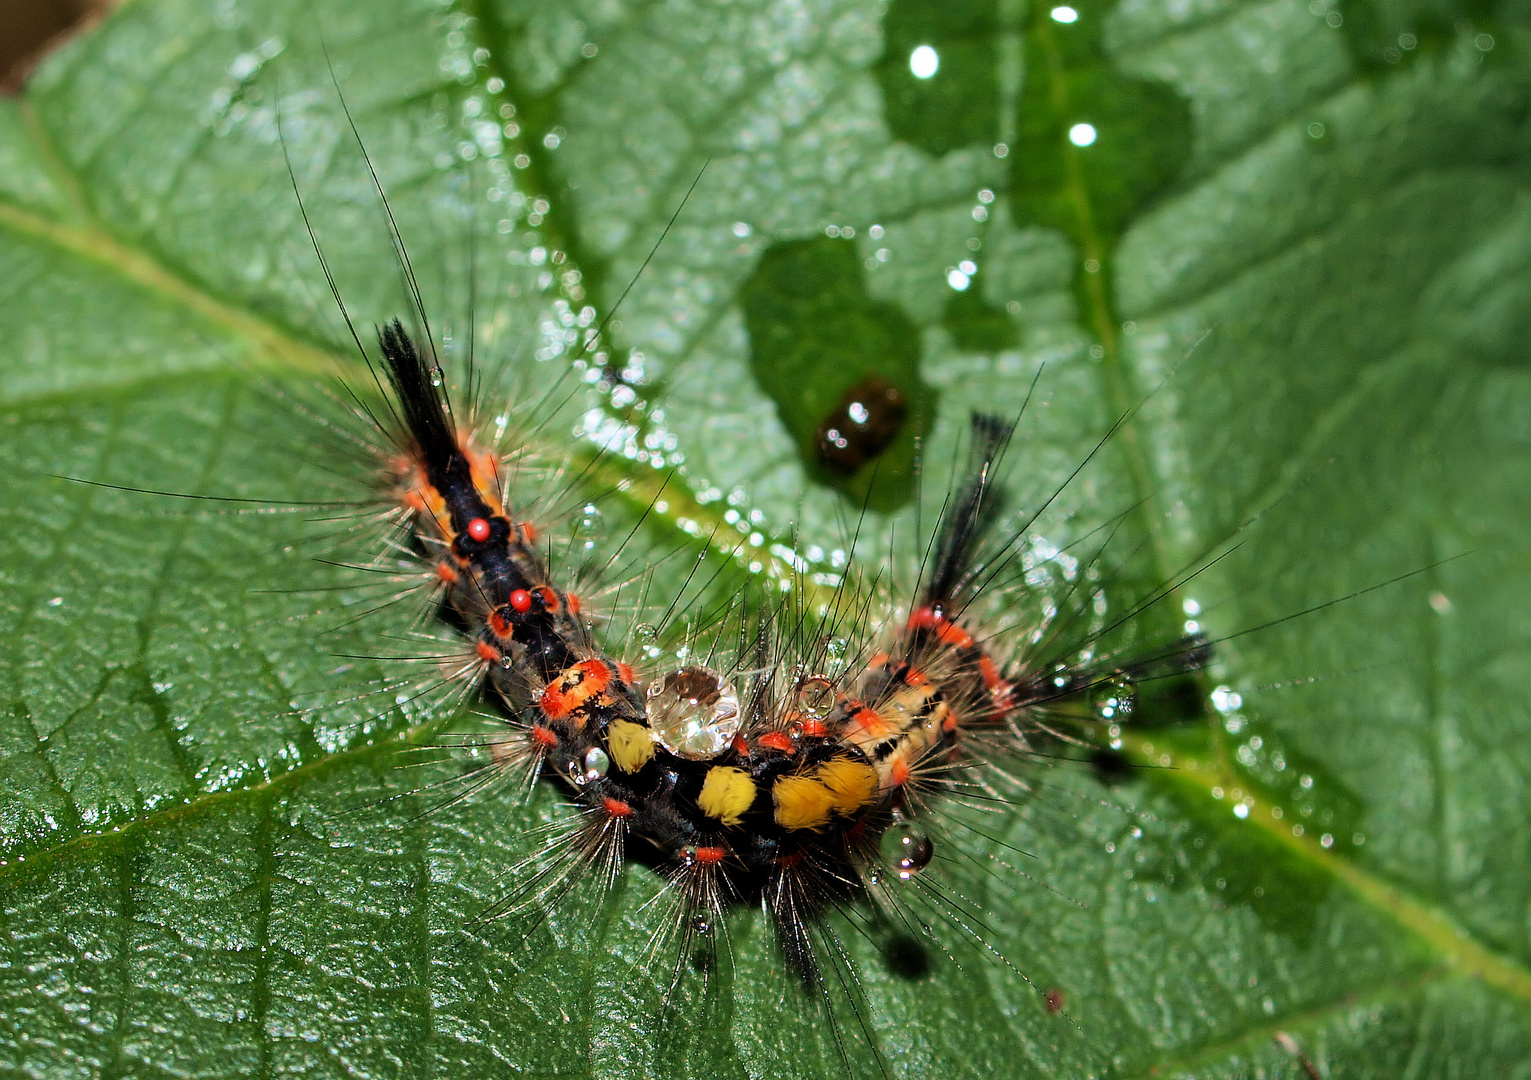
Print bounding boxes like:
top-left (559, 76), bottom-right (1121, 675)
top-left (361, 304), bottom-right (1210, 1015)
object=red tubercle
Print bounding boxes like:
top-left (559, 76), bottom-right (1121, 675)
top-left (616, 661), bottom-right (636, 685)
top-left (908, 606), bottom-right (942, 631)
top-left (509, 589), bottom-right (533, 613)
top-left (730, 734), bottom-right (750, 757)
top-left (519, 521), bottom-right (539, 543)
top-left (692, 845), bottom-right (728, 867)
top-left (798, 718), bottom-right (827, 739)
top-left (904, 666), bottom-right (929, 687)
top-left (757, 731), bottom-right (794, 754)
top-left (466, 517), bottom-right (492, 542)
top-left (535, 586), bottom-right (560, 613)
top-left (775, 851), bottom-right (803, 870)
top-left (475, 640), bottom-right (502, 665)
top-left (978, 656), bottom-right (1003, 690)
top-left (847, 706), bottom-right (888, 738)
top-left (936, 622), bottom-right (975, 649)
top-left (566, 592), bottom-right (582, 615)
top-left (529, 724), bottom-right (560, 749)
top-left (887, 759), bottom-right (912, 788)
top-left (435, 562), bottom-right (460, 586)
top-left (602, 796), bottom-right (634, 819)
top-left (488, 608), bottom-right (513, 639)
top-left (866, 652), bottom-right (889, 670)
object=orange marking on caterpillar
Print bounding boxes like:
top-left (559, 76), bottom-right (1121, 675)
top-left (530, 725), bottom-right (559, 749)
top-left (520, 521), bottom-right (539, 544)
top-left (539, 659), bottom-right (614, 721)
top-left (848, 707), bottom-right (889, 739)
top-left (602, 796), bottom-right (633, 819)
top-left (978, 656), bottom-right (1002, 689)
top-left (535, 586), bottom-right (560, 613)
top-left (488, 607), bottom-right (513, 639)
top-left (567, 593), bottom-right (582, 615)
top-left (937, 622), bottom-right (975, 649)
top-left (867, 652), bottom-right (889, 669)
top-left (403, 490), bottom-right (429, 514)
top-left (731, 734), bottom-right (750, 757)
top-left (757, 731), bottom-right (794, 754)
top-left (692, 846), bottom-right (728, 867)
top-left (435, 562), bottom-right (460, 586)
top-left (616, 662), bottom-right (636, 684)
top-left (905, 666), bottom-right (929, 687)
top-left (476, 641), bottom-right (502, 665)
top-left (799, 718), bottom-right (827, 738)
top-left (909, 606), bottom-right (942, 631)
top-left (887, 759), bottom-right (912, 787)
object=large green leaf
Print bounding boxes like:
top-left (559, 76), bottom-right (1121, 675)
top-left (4, 0), bottom-right (1531, 1076)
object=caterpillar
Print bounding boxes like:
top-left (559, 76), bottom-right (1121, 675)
top-left (327, 243), bottom-right (1218, 1070)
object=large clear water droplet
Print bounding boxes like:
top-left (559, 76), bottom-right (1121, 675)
top-left (648, 665), bottom-right (741, 760)
top-left (795, 675), bottom-right (837, 719)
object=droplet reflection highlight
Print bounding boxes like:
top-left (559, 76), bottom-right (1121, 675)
top-left (909, 45), bottom-right (939, 79)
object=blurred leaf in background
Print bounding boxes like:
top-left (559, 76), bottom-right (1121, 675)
top-left (2, 0), bottom-right (1531, 1076)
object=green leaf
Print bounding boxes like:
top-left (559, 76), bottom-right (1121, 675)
top-left (4, 0), bottom-right (1531, 1076)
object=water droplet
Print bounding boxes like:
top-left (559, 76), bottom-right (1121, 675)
top-left (880, 821), bottom-right (934, 880)
top-left (795, 675), bottom-right (837, 719)
top-left (909, 44), bottom-right (939, 79)
top-left (633, 623), bottom-right (658, 642)
top-left (1093, 675), bottom-right (1136, 720)
top-left (429, 366), bottom-right (444, 387)
top-left (690, 913), bottom-right (711, 936)
top-left (583, 746), bottom-right (610, 780)
top-left (648, 665), bottom-right (742, 760)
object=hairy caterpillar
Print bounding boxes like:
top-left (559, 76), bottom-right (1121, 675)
top-left (295, 161), bottom-right (1226, 1073)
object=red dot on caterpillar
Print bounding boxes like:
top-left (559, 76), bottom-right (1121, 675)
top-left (757, 731), bottom-right (794, 754)
top-left (466, 517), bottom-right (491, 542)
top-left (509, 589), bottom-right (532, 613)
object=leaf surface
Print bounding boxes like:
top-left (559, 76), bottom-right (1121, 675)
top-left (3, 0), bottom-right (1531, 1077)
